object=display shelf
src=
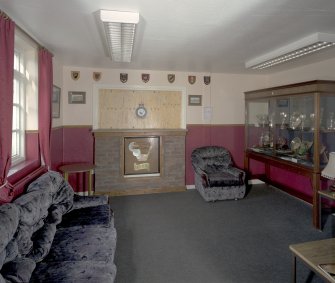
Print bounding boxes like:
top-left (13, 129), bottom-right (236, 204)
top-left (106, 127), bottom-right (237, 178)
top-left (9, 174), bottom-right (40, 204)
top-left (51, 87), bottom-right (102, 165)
top-left (244, 80), bottom-right (335, 229)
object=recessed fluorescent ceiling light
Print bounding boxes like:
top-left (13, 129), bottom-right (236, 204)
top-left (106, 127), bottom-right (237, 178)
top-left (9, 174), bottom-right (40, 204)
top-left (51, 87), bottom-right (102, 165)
top-left (245, 33), bottom-right (335, 70)
top-left (99, 10), bottom-right (139, 62)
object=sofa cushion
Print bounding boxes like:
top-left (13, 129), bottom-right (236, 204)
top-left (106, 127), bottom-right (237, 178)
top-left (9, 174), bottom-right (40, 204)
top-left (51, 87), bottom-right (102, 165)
top-left (201, 156), bottom-right (231, 169)
top-left (204, 171), bottom-right (243, 187)
top-left (14, 190), bottom-right (51, 228)
top-left (44, 225), bottom-right (117, 263)
top-left (27, 223), bottom-right (57, 263)
top-left (0, 204), bottom-right (20, 255)
top-left (27, 171), bottom-right (74, 214)
top-left (13, 189), bottom-right (53, 257)
top-left (46, 204), bottom-right (64, 225)
top-left (72, 194), bottom-right (108, 210)
top-left (1, 257), bottom-right (36, 283)
top-left (59, 204), bottom-right (113, 228)
top-left (2, 240), bottom-right (19, 265)
top-left (0, 204), bottom-right (20, 269)
top-left (31, 261), bottom-right (116, 283)
top-left (203, 164), bottom-right (229, 173)
top-left (14, 225), bottom-right (34, 257)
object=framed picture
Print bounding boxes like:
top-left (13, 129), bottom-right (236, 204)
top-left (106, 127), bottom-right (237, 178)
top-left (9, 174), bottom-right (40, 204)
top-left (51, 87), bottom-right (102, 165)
top-left (188, 95), bottom-right (202, 106)
top-left (52, 85), bottom-right (61, 118)
top-left (68, 91), bottom-right (86, 104)
top-left (124, 136), bottom-right (160, 176)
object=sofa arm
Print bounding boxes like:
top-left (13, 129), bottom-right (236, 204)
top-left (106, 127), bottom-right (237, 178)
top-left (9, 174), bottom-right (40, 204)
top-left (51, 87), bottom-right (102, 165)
top-left (71, 195), bottom-right (108, 211)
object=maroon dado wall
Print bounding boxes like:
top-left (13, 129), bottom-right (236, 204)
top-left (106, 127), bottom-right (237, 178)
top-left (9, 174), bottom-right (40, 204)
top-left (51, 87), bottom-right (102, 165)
top-left (51, 124), bottom-right (315, 203)
top-left (185, 124), bottom-right (245, 184)
top-left (50, 126), bottom-right (94, 194)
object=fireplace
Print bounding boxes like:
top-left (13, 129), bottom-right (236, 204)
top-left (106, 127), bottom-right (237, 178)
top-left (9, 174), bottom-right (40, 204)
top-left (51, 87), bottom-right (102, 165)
top-left (93, 129), bottom-right (186, 195)
top-left (92, 86), bottom-right (187, 195)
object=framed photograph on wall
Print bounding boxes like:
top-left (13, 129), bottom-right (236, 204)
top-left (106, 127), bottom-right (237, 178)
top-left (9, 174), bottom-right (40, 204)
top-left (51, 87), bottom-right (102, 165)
top-left (68, 91), bottom-right (86, 104)
top-left (52, 85), bottom-right (61, 118)
top-left (188, 95), bottom-right (202, 106)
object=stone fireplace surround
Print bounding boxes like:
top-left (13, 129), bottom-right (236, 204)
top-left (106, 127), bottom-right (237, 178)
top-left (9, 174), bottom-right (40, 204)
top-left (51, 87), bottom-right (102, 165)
top-left (93, 129), bottom-right (186, 195)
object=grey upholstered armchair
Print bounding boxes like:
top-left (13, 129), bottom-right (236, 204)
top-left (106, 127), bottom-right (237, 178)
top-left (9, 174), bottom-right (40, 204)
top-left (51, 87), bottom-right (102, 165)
top-left (191, 146), bottom-right (246, 202)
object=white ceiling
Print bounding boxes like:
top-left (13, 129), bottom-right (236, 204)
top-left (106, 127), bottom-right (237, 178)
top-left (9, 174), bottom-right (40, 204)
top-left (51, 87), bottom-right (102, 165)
top-left (1, 0), bottom-right (335, 74)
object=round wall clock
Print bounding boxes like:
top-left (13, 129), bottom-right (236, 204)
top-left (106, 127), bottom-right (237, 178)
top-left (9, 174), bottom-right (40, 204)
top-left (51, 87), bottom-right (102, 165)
top-left (136, 104), bottom-right (147, 118)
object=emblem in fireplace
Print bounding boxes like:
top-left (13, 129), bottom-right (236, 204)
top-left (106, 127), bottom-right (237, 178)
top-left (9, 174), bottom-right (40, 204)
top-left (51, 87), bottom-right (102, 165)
top-left (124, 137), bottom-right (160, 176)
top-left (128, 141), bottom-right (152, 162)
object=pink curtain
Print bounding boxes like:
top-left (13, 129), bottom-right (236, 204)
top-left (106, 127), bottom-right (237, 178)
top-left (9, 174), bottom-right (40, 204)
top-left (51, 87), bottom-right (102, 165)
top-left (38, 49), bottom-right (53, 169)
top-left (0, 12), bottom-right (15, 202)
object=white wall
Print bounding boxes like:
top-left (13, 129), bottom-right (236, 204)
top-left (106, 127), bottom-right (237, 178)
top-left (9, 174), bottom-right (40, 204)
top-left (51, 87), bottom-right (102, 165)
top-left (61, 66), bottom-right (268, 126)
top-left (59, 57), bottom-right (335, 127)
top-left (267, 58), bottom-right (335, 86)
top-left (210, 73), bottom-right (268, 124)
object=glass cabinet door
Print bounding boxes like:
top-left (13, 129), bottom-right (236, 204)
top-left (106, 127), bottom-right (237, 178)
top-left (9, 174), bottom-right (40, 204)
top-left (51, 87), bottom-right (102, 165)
top-left (246, 94), bottom-right (316, 167)
top-left (274, 95), bottom-right (315, 167)
top-left (320, 94), bottom-right (335, 168)
top-left (246, 99), bottom-right (272, 153)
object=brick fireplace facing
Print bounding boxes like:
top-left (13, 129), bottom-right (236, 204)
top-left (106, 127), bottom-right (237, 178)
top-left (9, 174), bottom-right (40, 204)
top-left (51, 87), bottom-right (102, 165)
top-left (93, 129), bottom-right (187, 195)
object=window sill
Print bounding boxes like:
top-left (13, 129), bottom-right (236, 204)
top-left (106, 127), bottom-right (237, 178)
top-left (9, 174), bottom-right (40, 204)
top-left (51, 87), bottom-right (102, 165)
top-left (8, 159), bottom-right (41, 184)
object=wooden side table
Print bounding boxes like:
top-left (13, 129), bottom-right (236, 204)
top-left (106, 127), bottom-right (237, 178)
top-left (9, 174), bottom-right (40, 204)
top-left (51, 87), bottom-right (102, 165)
top-left (319, 189), bottom-right (335, 229)
top-left (290, 238), bottom-right (335, 283)
top-left (59, 163), bottom-right (95, 195)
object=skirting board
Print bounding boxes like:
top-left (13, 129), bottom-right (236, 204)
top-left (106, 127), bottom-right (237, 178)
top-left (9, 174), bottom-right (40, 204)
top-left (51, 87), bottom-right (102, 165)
top-left (74, 192), bottom-right (89, 196)
top-left (94, 186), bottom-right (186, 197)
top-left (248, 179), bottom-right (265, 185)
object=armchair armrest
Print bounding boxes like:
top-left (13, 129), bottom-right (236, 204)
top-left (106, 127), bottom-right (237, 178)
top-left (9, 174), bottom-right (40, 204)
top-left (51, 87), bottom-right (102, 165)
top-left (200, 166), bottom-right (246, 188)
top-left (226, 166), bottom-right (246, 181)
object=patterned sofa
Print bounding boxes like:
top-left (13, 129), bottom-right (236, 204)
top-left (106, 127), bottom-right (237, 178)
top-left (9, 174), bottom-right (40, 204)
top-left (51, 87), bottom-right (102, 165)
top-left (191, 146), bottom-right (246, 201)
top-left (0, 171), bottom-right (117, 283)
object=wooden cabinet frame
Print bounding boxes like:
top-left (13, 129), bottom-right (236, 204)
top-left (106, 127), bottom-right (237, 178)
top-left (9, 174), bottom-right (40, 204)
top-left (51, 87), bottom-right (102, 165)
top-left (244, 80), bottom-right (335, 229)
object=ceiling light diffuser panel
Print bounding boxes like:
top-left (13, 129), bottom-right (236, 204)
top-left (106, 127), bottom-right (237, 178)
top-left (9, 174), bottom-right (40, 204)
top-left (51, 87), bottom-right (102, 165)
top-left (245, 33), bottom-right (335, 70)
top-left (99, 10), bottom-right (139, 63)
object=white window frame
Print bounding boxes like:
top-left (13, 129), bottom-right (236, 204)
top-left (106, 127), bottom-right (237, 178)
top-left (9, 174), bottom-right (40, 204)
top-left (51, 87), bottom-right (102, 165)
top-left (11, 50), bottom-right (26, 165)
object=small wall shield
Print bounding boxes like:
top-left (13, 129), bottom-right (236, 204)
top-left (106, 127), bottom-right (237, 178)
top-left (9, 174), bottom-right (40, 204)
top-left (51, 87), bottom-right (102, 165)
top-left (188, 75), bottom-right (196, 85)
top-left (120, 73), bottom-right (128, 83)
top-left (142, 73), bottom-right (150, 83)
top-left (71, 71), bottom-right (80, 81)
top-left (168, 74), bottom-right (175, 83)
top-left (204, 76), bottom-right (211, 85)
top-left (93, 72), bottom-right (101, 81)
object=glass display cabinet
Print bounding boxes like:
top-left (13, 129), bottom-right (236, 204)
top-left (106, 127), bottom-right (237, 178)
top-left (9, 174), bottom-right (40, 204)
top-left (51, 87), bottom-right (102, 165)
top-left (244, 80), bottom-right (335, 229)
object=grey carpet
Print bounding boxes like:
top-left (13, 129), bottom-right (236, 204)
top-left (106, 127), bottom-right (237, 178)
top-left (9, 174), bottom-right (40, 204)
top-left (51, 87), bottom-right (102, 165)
top-left (110, 184), bottom-right (334, 283)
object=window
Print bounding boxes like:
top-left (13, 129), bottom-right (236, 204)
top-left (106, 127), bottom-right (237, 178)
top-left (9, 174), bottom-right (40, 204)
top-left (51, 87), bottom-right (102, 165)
top-left (11, 29), bottom-right (38, 166)
top-left (12, 50), bottom-right (26, 165)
